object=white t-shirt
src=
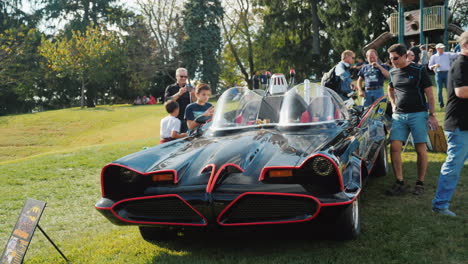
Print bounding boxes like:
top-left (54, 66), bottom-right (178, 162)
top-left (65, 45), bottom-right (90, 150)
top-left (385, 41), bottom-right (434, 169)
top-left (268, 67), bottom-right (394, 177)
top-left (160, 115), bottom-right (181, 139)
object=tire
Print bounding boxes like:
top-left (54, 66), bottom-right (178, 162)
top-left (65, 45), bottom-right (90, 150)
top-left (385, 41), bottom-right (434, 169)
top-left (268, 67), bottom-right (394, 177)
top-left (371, 145), bottom-right (388, 177)
top-left (335, 199), bottom-right (360, 240)
top-left (139, 226), bottom-right (178, 242)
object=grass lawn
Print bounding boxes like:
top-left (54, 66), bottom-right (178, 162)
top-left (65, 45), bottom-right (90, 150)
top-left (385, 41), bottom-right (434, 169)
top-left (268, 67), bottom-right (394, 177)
top-left (0, 93), bottom-right (467, 264)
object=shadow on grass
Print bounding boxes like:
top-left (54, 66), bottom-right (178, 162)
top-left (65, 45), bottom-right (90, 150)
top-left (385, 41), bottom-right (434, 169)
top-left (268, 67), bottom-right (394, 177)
top-left (70, 107), bottom-right (116, 112)
top-left (142, 222), bottom-right (357, 264)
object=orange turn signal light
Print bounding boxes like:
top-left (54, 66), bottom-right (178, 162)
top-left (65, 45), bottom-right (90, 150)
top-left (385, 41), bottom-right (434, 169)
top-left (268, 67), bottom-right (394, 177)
top-left (269, 169), bottom-right (293, 178)
top-left (151, 173), bottom-right (174, 182)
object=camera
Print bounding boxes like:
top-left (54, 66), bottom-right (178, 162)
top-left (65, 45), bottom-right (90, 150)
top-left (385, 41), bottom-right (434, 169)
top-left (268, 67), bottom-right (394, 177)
top-left (186, 84), bottom-right (194, 92)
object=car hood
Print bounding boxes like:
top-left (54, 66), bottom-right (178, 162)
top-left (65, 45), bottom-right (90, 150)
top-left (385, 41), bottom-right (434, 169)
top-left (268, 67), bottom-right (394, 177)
top-left (113, 126), bottom-right (343, 185)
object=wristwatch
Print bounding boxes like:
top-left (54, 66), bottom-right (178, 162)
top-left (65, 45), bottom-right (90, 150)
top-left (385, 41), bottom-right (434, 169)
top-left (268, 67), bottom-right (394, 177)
top-left (429, 112), bottom-right (435, 117)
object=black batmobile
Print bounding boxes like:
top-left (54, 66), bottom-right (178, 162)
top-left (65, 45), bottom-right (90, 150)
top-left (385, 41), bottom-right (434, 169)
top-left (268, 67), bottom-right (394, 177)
top-left (95, 81), bottom-right (390, 240)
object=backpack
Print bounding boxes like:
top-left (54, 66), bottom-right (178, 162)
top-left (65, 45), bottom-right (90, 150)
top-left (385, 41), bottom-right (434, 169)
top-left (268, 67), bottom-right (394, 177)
top-left (321, 66), bottom-right (341, 93)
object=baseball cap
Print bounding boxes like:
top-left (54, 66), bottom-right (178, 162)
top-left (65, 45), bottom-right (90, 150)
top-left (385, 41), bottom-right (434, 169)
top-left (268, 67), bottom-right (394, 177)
top-left (435, 43), bottom-right (445, 49)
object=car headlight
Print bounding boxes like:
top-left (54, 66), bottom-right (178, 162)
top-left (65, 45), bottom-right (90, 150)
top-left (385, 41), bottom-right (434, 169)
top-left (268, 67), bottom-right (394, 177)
top-left (120, 168), bottom-right (140, 183)
top-left (311, 156), bottom-right (333, 176)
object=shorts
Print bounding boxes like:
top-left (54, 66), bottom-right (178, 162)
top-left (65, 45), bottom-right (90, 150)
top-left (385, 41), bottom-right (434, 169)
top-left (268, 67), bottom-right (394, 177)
top-left (390, 111), bottom-right (428, 143)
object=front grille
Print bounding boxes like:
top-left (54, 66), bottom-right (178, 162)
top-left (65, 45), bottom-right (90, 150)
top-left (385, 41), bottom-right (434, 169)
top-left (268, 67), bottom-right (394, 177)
top-left (114, 196), bottom-right (205, 225)
top-left (218, 194), bottom-right (319, 225)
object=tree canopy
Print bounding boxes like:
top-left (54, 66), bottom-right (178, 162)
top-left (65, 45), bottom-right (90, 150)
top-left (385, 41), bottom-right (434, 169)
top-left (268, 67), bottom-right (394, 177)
top-left (0, 0), bottom-right (467, 114)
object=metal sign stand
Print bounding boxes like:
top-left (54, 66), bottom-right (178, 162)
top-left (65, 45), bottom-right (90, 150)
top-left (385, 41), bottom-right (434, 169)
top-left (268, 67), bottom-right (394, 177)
top-left (1, 199), bottom-right (69, 264)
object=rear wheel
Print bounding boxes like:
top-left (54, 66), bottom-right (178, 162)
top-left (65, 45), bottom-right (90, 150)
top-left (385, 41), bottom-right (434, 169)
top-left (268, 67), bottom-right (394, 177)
top-left (371, 145), bottom-right (388, 177)
top-left (139, 226), bottom-right (178, 242)
top-left (335, 199), bottom-right (360, 240)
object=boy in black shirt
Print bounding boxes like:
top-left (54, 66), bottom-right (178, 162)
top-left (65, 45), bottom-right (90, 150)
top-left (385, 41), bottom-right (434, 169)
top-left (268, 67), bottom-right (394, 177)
top-left (432, 32), bottom-right (468, 216)
top-left (386, 44), bottom-right (439, 196)
top-left (185, 83), bottom-right (214, 131)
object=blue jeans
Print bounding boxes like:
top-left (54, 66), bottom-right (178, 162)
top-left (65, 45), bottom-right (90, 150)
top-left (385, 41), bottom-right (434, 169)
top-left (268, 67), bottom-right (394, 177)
top-left (362, 89), bottom-right (384, 107)
top-left (432, 128), bottom-right (468, 209)
top-left (435, 71), bottom-right (448, 106)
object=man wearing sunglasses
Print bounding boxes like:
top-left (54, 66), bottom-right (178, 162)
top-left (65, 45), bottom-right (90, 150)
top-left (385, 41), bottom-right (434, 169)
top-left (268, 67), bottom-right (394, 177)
top-left (164, 68), bottom-right (194, 133)
top-left (386, 43), bottom-right (438, 196)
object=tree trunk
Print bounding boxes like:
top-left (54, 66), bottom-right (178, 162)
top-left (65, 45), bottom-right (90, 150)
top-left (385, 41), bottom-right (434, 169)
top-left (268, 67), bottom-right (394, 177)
top-left (221, 19), bottom-right (251, 88)
top-left (311, 0), bottom-right (320, 55)
top-left (81, 78), bottom-right (85, 108)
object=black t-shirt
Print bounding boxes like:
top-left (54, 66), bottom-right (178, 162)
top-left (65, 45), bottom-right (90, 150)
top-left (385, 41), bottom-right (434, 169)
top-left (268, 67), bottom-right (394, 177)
top-left (164, 83), bottom-right (191, 120)
top-left (184, 102), bottom-right (213, 121)
top-left (445, 55), bottom-right (468, 131)
top-left (389, 63), bottom-right (432, 113)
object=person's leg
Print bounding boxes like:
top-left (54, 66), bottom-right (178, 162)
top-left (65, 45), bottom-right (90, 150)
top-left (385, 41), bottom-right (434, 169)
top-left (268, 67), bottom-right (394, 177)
top-left (441, 71), bottom-right (448, 106)
top-left (362, 91), bottom-right (370, 107)
top-left (390, 140), bottom-right (404, 181)
top-left (433, 129), bottom-right (468, 210)
top-left (388, 114), bottom-right (410, 182)
top-left (408, 112), bottom-right (429, 194)
top-left (435, 72), bottom-right (444, 107)
top-left (414, 143), bottom-right (428, 182)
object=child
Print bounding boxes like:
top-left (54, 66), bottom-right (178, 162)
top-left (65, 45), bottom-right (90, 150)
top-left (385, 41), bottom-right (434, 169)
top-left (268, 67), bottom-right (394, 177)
top-left (185, 83), bottom-right (214, 131)
top-left (160, 101), bottom-right (187, 144)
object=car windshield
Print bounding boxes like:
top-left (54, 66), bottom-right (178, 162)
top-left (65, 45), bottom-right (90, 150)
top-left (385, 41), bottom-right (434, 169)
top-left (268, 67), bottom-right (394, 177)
top-left (211, 83), bottom-right (349, 130)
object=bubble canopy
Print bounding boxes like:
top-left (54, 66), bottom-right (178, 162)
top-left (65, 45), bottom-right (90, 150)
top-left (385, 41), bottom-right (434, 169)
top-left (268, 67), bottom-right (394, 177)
top-left (211, 83), bottom-right (349, 130)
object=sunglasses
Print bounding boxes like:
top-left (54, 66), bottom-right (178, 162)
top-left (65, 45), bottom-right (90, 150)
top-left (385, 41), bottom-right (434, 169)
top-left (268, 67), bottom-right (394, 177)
top-left (390, 56), bottom-right (401, 61)
top-left (178, 75), bottom-right (188, 78)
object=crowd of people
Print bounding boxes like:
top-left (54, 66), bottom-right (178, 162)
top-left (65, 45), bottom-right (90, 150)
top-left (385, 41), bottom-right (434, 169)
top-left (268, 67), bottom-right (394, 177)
top-left (157, 33), bottom-right (467, 217)
top-left (133, 95), bottom-right (157, 105)
top-left (332, 34), bottom-right (467, 217)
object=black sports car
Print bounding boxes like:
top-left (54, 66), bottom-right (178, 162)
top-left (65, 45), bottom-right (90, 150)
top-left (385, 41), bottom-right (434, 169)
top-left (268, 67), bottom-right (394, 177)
top-left (95, 80), bottom-right (390, 240)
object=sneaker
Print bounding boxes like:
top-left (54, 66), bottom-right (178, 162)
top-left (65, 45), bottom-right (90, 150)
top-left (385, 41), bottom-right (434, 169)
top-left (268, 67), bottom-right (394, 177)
top-left (385, 183), bottom-right (409, 196)
top-left (432, 208), bottom-right (456, 217)
top-left (413, 184), bottom-right (424, 195)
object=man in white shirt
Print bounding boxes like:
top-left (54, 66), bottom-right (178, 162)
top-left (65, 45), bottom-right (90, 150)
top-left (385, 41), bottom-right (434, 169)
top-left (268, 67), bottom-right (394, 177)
top-left (429, 43), bottom-right (460, 107)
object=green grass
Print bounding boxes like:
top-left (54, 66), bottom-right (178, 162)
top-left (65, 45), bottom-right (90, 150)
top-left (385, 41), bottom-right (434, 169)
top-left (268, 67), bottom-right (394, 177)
top-left (1, 97), bottom-right (467, 264)
top-left (0, 104), bottom-right (165, 163)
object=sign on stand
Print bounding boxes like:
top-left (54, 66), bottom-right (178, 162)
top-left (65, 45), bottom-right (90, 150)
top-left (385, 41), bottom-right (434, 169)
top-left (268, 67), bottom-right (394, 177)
top-left (1, 198), bottom-right (68, 264)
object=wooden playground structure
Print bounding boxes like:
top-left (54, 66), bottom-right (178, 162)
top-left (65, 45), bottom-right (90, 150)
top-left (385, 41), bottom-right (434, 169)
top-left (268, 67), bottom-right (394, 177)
top-left (364, 0), bottom-right (464, 52)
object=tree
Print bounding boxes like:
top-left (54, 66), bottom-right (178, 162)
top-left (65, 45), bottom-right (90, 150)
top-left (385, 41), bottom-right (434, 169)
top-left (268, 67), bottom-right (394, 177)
top-left (450, 0), bottom-right (468, 29)
top-left (38, 0), bottom-right (132, 34)
top-left (181, 0), bottom-right (224, 91)
top-left (221, 0), bottom-right (259, 89)
top-left (39, 26), bottom-right (124, 108)
top-left (254, 0), bottom-right (326, 79)
top-left (136, 0), bottom-right (185, 81)
top-left (318, 0), bottom-right (396, 62)
top-left (0, 25), bottom-right (45, 115)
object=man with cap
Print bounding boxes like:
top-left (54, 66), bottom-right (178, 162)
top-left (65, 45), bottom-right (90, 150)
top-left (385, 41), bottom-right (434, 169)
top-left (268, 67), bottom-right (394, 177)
top-left (429, 43), bottom-right (460, 108)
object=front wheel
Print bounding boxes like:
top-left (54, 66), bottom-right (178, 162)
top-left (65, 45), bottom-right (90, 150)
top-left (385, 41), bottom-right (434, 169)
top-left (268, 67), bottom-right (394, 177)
top-left (335, 199), bottom-right (360, 240)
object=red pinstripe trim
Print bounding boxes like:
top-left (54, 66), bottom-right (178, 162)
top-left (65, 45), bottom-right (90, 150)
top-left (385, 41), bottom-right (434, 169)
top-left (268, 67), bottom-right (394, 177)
top-left (101, 163), bottom-right (178, 197)
top-left (97, 194), bottom-right (207, 226)
top-left (206, 163), bottom-right (244, 193)
top-left (259, 153), bottom-right (344, 191)
top-left (216, 192), bottom-right (322, 226)
top-left (320, 190), bottom-right (361, 207)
